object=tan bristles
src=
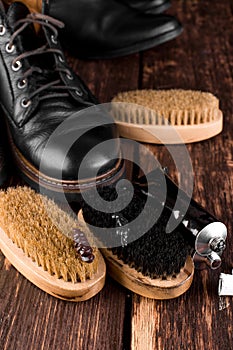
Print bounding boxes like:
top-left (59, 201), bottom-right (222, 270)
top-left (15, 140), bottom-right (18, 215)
top-left (111, 89), bottom-right (223, 143)
top-left (0, 186), bottom-right (98, 283)
top-left (112, 89), bottom-right (220, 126)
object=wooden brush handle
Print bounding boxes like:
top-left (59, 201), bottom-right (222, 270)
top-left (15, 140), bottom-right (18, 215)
top-left (0, 227), bottom-right (106, 302)
top-left (116, 110), bottom-right (223, 144)
top-left (102, 248), bottom-right (194, 300)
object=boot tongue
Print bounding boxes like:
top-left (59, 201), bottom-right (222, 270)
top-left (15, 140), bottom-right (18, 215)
top-left (0, 1), bottom-right (5, 14)
top-left (7, 2), bottom-right (31, 28)
top-left (6, 2), bottom-right (42, 64)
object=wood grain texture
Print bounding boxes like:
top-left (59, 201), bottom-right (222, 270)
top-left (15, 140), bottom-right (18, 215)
top-left (0, 0), bottom-right (233, 349)
top-left (0, 254), bottom-right (126, 350)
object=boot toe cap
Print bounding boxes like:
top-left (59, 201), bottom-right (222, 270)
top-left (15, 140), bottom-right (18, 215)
top-left (20, 108), bottom-right (121, 184)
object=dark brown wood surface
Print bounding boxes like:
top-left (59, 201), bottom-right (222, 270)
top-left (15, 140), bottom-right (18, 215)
top-left (1, 0), bottom-right (233, 349)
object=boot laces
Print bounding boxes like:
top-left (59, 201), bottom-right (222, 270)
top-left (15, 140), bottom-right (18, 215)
top-left (7, 12), bottom-right (83, 106)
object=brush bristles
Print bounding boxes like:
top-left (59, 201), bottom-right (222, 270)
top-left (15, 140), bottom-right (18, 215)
top-left (81, 185), bottom-right (192, 280)
top-left (112, 89), bottom-right (220, 126)
top-left (0, 187), bottom-right (98, 283)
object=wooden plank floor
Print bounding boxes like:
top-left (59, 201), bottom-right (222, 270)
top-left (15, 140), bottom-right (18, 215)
top-left (0, 0), bottom-right (233, 349)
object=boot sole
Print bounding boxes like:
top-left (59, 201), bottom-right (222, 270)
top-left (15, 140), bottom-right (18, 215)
top-left (77, 24), bottom-right (183, 59)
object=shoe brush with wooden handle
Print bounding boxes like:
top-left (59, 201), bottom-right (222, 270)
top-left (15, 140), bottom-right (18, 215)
top-left (111, 89), bottom-right (223, 144)
top-left (80, 168), bottom-right (227, 299)
top-left (0, 186), bottom-right (106, 301)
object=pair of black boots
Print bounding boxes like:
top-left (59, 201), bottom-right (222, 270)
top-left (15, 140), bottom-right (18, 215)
top-left (0, 0), bottom-right (182, 201)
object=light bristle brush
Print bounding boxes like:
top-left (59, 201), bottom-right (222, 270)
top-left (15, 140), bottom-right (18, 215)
top-left (111, 89), bottom-right (223, 143)
top-left (0, 186), bottom-right (106, 301)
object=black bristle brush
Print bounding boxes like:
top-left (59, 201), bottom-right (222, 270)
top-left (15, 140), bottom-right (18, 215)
top-left (79, 167), bottom-right (227, 299)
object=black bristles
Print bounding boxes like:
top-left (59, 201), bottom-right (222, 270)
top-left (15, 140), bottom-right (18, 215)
top-left (81, 184), bottom-right (192, 279)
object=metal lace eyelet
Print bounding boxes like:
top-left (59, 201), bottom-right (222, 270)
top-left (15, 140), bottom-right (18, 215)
top-left (58, 55), bottom-right (65, 63)
top-left (21, 98), bottom-right (31, 108)
top-left (66, 73), bottom-right (73, 80)
top-left (0, 25), bottom-right (6, 36)
top-left (5, 43), bottom-right (15, 53)
top-left (11, 60), bottom-right (22, 72)
top-left (51, 35), bottom-right (57, 44)
top-left (17, 79), bottom-right (27, 90)
top-left (75, 89), bottom-right (83, 97)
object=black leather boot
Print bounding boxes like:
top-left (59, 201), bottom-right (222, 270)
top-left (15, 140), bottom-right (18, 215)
top-left (4, 0), bottom-right (171, 16)
top-left (43, 0), bottom-right (182, 59)
top-left (0, 1), bottom-right (124, 201)
top-left (119, 0), bottom-right (171, 15)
